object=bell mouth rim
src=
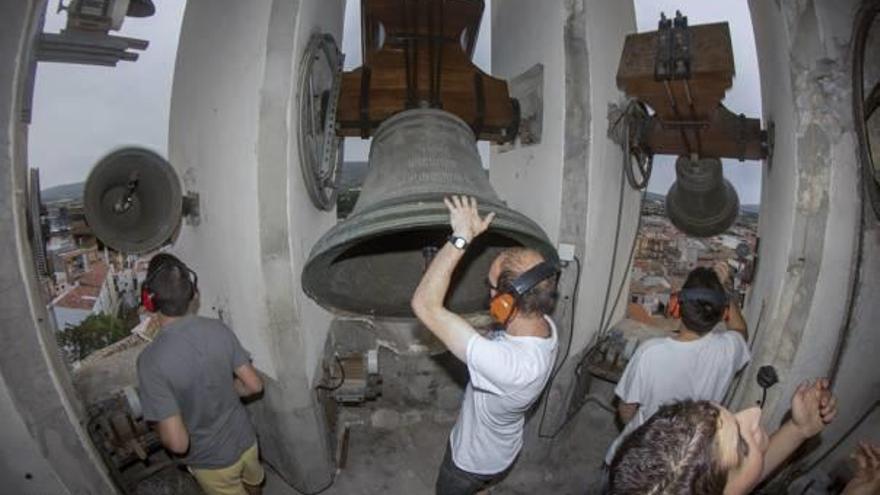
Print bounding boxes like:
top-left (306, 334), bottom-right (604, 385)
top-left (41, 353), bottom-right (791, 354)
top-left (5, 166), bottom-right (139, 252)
top-left (302, 199), bottom-right (558, 317)
top-left (309, 196), bottom-right (557, 260)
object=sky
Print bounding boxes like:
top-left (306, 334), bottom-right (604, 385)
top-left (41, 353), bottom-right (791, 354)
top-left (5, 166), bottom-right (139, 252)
top-left (30, 0), bottom-right (187, 189)
top-left (30, 0), bottom-right (762, 204)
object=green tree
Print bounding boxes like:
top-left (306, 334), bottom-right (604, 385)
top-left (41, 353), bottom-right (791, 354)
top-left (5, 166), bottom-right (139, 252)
top-left (59, 313), bottom-right (129, 362)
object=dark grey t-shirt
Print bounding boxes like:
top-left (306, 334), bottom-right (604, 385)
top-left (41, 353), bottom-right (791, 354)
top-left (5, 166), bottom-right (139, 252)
top-left (137, 316), bottom-right (257, 469)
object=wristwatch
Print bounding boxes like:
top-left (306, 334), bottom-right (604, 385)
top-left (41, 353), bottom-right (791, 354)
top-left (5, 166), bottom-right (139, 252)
top-left (448, 235), bottom-right (469, 250)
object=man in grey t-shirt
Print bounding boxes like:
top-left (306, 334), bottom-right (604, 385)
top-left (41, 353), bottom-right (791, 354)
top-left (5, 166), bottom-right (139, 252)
top-left (137, 254), bottom-right (264, 495)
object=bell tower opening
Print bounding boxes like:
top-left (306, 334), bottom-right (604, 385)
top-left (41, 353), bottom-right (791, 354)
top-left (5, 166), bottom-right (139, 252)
top-left (601, 2), bottom-right (764, 386)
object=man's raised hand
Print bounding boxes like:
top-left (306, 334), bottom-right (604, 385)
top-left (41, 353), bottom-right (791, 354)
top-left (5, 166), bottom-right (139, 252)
top-left (444, 195), bottom-right (495, 243)
top-left (790, 378), bottom-right (838, 439)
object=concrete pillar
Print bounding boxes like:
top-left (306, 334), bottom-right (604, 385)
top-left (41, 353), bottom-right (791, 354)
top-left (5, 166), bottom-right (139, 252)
top-left (170, 0), bottom-right (345, 491)
top-left (0, 1), bottom-right (117, 493)
top-left (739, 0), bottom-right (879, 488)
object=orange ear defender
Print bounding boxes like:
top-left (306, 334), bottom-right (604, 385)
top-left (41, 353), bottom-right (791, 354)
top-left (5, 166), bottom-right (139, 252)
top-left (667, 293), bottom-right (681, 319)
top-left (489, 261), bottom-right (559, 325)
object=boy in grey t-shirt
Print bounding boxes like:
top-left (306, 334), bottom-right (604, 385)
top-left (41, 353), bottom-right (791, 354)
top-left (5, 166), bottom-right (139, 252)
top-left (136, 254), bottom-right (265, 495)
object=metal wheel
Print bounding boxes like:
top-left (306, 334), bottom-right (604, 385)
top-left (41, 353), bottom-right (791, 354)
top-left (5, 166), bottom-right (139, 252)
top-left (297, 33), bottom-right (344, 211)
top-left (853, 1), bottom-right (880, 219)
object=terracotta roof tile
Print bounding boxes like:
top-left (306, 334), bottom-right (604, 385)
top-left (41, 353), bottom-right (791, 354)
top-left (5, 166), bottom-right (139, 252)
top-left (55, 285), bottom-right (99, 310)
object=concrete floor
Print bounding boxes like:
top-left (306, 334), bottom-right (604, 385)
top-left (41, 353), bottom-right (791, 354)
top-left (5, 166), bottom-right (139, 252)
top-left (254, 402), bottom-right (615, 495)
top-left (262, 349), bottom-right (619, 495)
top-left (118, 347), bottom-right (619, 495)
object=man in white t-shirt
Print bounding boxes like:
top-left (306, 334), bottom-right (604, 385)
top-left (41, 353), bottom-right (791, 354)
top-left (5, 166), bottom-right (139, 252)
top-left (411, 195), bottom-right (560, 495)
top-left (604, 263), bottom-right (750, 468)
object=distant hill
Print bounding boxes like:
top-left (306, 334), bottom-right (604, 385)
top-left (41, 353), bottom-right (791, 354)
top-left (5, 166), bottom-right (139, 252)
top-left (41, 182), bottom-right (84, 203)
top-left (644, 191), bottom-right (665, 203)
top-left (741, 203), bottom-right (760, 214)
top-left (339, 161), bottom-right (368, 189)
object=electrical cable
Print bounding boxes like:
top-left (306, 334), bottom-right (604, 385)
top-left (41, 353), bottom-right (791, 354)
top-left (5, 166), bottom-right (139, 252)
top-left (610, 100), bottom-right (654, 190)
top-left (537, 255), bottom-right (581, 438)
top-left (316, 355), bottom-right (345, 391)
top-left (533, 100), bottom-right (652, 439)
top-left (536, 171), bottom-right (646, 438)
top-left (600, 190), bottom-right (646, 336)
top-left (539, 194), bottom-right (644, 439)
top-left (595, 160), bottom-right (628, 341)
top-left (621, 104), bottom-right (653, 190)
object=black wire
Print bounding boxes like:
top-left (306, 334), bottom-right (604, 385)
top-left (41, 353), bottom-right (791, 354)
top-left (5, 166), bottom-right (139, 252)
top-left (621, 105), bottom-right (653, 190)
top-left (316, 355), bottom-right (345, 391)
top-left (601, 190), bottom-right (646, 335)
top-left (612, 100), bottom-right (653, 190)
top-left (533, 101), bottom-right (652, 439)
top-left (596, 161), bottom-right (628, 340)
top-left (537, 256), bottom-right (581, 438)
top-left (537, 187), bottom-right (645, 439)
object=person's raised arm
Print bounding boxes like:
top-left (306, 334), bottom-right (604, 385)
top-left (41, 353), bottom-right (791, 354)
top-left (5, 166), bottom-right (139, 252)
top-left (411, 196), bottom-right (495, 361)
top-left (760, 379), bottom-right (838, 481)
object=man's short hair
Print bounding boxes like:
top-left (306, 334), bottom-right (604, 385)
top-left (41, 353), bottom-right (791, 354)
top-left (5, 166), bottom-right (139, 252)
top-left (610, 400), bottom-right (727, 495)
top-left (145, 254), bottom-right (195, 317)
top-left (494, 248), bottom-right (558, 316)
top-left (679, 267), bottom-right (727, 335)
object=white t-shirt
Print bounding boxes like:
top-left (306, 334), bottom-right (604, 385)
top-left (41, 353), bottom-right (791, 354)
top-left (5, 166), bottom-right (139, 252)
top-left (604, 324), bottom-right (750, 465)
top-left (450, 316), bottom-right (559, 475)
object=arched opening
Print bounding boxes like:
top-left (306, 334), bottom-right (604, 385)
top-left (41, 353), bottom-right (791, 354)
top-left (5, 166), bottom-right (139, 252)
top-left (26, 1), bottom-right (191, 492)
top-left (610, 1), bottom-right (764, 367)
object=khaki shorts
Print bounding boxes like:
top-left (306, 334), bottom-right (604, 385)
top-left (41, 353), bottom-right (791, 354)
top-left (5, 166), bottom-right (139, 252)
top-left (190, 443), bottom-right (264, 495)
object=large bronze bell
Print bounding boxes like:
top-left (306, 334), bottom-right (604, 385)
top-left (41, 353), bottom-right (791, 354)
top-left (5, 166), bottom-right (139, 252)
top-left (665, 156), bottom-right (740, 237)
top-left (302, 108), bottom-right (556, 317)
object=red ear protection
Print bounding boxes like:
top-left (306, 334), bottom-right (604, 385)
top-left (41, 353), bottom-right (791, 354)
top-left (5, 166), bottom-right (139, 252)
top-left (489, 261), bottom-right (559, 326)
top-left (141, 286), bottom-right (157, 313)
top-left (140, 257), bottom-right (198, 313)
top-left (667, 293), bottom-right (681, 319)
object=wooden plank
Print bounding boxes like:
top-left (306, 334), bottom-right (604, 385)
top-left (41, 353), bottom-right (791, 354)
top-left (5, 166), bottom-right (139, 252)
top-left (617, 22), bottom-right (734, 122)
top-left (643, 104), bottom-right (766, 160)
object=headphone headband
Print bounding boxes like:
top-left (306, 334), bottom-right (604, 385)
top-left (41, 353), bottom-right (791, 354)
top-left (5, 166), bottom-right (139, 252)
top-left (508, 261), bottom-right (560, 297)
top-left (144, 258), bottom-right (198, 294)
top-left (678, 287), bottom-right (727, 307)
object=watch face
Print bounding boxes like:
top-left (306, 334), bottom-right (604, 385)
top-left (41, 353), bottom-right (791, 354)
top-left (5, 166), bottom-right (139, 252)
top-left (451, 236), bottom-right (467, 249)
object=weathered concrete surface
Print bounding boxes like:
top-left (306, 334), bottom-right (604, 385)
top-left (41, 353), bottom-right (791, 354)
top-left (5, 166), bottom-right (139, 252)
top-left (170, 0), bottom-right (344, 491)
top-left (738, 0), bottom-right (879, 489)
top-left (304, 347), bottom-right (615, 494)
top-left (0, 1), bottom-right (117, 493)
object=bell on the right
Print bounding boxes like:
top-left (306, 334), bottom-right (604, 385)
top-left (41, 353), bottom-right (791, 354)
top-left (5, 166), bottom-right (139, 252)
top-left (665, 155), bottom-right (740, 238)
